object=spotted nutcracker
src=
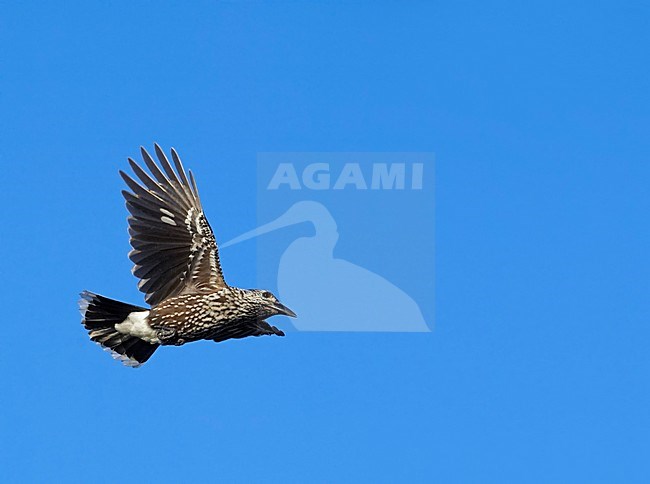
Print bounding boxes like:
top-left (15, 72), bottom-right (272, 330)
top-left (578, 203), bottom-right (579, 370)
top-left (79, 144), bottom-right (296, 367)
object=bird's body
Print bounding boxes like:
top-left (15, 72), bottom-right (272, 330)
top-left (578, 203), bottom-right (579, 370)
top-left (147, 289), bottom-right (287, 345)
top-left (80, 145), bottom-right (295, 367)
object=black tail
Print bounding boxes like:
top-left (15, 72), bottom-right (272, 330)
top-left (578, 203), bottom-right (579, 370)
top-left (79, 290), bottom-right (159, 367)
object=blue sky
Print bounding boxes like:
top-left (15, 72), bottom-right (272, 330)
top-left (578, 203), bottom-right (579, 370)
top-left (1, 1), bottom-right (649, 482)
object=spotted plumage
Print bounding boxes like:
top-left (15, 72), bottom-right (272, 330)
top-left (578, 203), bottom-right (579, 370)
top-left (79, 144), bottom-right (296, 367)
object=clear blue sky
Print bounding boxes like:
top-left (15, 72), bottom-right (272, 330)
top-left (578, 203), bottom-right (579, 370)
top-left (1, 2), bottom-right (648, 483)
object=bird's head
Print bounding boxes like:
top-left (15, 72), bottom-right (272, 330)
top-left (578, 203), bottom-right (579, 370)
top-left (243, 289), bottom-right (297, 320)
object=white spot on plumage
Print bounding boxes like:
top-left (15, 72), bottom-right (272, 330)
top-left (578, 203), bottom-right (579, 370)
top-left (100, 344), bottom-right (143, 368)
top-left (161, 216), bottom-right (177, 226)
top-left (115, 310), bottom-right (160, 344)
top-left (160, 208), bottom-right (174, 217)
top-left (78, 297), bottom-right (90, 318)
top-left (185, 207), bottom-right (195, 228)
top-left (195, 214), bottom-right (203, 235)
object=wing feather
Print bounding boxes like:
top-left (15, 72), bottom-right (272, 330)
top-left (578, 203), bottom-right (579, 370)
top-left (140, 147), bottom-right (170, 185)
top-left (129, 246), bottom-right (188, 265)
top-left (122, 144), bottom-right (227, 306)
top-left (151, 146), bottom-right (196, 208)
top-left (188, 170), bottom-right (202, 207)
top-left (211, 320), bottom-right (285, 343)
top-left (171, 148), bottom-right (192, 189)
top-left (154, 145), bottom-right (179, 184)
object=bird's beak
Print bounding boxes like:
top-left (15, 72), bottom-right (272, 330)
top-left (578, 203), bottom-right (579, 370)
top-left (274, 302), bottom-right (297, 318)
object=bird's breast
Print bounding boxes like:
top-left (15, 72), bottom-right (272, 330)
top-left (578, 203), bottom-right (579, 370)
top-left (149, 293), bottom-right (233, 343)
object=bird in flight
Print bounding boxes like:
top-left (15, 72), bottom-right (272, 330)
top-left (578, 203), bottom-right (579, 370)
top-left (79, 144), bottom-right (296, 367)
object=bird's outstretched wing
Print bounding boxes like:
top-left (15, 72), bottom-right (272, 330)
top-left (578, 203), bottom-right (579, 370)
top-left (120, 144), bottom-right (226, 306)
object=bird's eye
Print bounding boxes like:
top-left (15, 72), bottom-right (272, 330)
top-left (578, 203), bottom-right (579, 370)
top-left (262, 291), bottom-right (273, 299)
